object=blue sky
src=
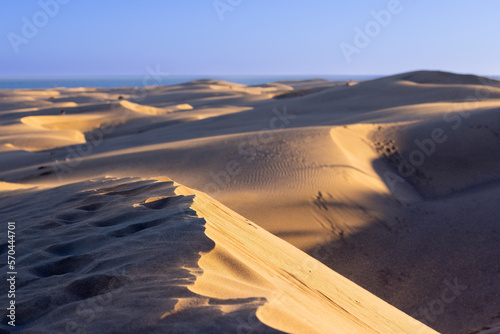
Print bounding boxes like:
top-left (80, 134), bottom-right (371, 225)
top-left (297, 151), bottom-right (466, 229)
top-left (1, 0), bottom-right (499, 77)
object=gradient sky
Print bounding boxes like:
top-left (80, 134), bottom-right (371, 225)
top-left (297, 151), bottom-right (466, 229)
top-left (1, 0), bottom-right (499, 77)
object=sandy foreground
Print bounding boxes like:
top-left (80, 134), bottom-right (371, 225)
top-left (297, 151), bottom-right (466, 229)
top-left (0, 71), bottom-right (499, 333)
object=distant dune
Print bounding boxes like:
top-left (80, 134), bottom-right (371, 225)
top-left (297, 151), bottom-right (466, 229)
top-left (0, 71), bottom-right (499, 333)
top-left (386, 70), bottom-right (500, 85)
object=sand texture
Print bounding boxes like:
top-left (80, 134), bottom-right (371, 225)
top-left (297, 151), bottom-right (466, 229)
top-left (1, 71), bottom-right (499, 333)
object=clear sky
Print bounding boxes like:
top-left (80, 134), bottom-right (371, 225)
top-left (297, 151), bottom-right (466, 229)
top-left (1, 0), bottom-right (499, 77)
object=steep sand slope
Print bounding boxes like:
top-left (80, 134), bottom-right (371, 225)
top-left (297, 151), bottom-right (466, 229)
top-left (0, 177), bottom-right (435, 333)
top-left (0, 177), bottom-right (275, 333)
top-left (370, 106), bottom-right (500, 197)
top-left (179, 184), bottom-right (436, 334)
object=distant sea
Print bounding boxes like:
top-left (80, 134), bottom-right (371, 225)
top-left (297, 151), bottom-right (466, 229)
top-left (0, 75), bottom-right (381, 90)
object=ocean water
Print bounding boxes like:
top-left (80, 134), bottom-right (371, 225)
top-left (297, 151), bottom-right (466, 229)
top-left (0, 75), bottom-right (380, 89)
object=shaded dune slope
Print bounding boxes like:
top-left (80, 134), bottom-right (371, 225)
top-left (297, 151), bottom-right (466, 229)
top-left (0, 178), bottom-right (277, 333)
top-left (370, 106), bottom-right (500, 198)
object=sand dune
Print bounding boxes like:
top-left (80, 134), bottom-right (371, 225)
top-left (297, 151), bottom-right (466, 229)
top-left (386, 70), bottom-right (500, 86)
top-left (119, 100), bottom-right (193, 115)
top-left (0, 71), bottom-right (499, 333)
top-left (21, 115), bottom-right (123, 132)
top-left (0, 177), bottom-right (435, 333)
